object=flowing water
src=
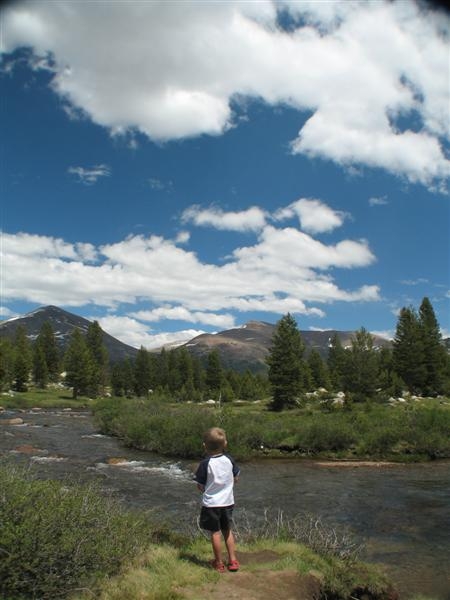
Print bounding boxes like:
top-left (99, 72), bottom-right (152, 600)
top-left (1, 408), bottom-right (449, 599)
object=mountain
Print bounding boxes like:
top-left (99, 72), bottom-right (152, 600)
top-left (0, 306), bottom-right (138, 363)
top-left (0, 305), bottom-right (395, 372)
top-left (182, 320), bottom-right (392, 372)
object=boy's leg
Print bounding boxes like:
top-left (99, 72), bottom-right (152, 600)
top-left (222, 528), bottom-right (237, 564)
top-left (211, 530), bottom-right (224, 565)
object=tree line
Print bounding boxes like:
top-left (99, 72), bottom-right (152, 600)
top-left (0, 321), bottom-right (268, 402)
top-left (0, 297), bottom-right (448, 408)
top-left (267, 297), bottom-right (449, 410)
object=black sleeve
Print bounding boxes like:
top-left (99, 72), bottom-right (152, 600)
top-left (194, 458), bottom-right (209, 485)
top-left (227, 454), bottom-right (240, 478)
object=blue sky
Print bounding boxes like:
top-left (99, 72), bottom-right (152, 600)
top-left (1, 0), bottom-right (449, 348)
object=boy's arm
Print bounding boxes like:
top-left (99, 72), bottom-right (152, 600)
top-left (194, 458), bottom-right (208, 492)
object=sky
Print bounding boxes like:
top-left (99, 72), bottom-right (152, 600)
top-left (0, 0), bottom-right (449, 349)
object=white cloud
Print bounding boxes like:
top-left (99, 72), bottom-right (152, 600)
top-left (368, 196), bottom-right (388, 207)
top-left (182, 205), bottom-right (267, 232)
top-left (2, 1), bottom-right (448, 187)
top-left (0, 306), bottom-right (16, 319)
top-left (95, 314), bottom-right (204, 349)
top-left (274, 198), bottom-right (345, 233)
top-left (1, 221), bottom-right (379, 316)
top-left (370, 329), bottom-right (394, 341)
top-left (67, 164), bottom-right (111, 185)
top-left (131, 306), bottom-right (235, 329)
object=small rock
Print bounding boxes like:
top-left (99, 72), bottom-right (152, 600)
top-left (0, 417), bottom-right (24, 425)
top-left (107, 457), bottom-right (128, 465)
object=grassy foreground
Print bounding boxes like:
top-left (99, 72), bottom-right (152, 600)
top-left (0, 462), bottom-right (396, 600)
top-left (91, 395), bottom-right (450, 462)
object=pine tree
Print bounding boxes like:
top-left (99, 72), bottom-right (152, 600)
top-left (33, 345), bottom-right (49, 389)
top-left (307, 349), bottom-right (331, 391)
top-left (205, 349), bottom-right (223, 398)
top-left (343, 328), bottom-right (379, 400)
top-left (393, 307), bottom-right (426, 394)
top-left (418, 297), bottom-right (446, 396)
top-left (35, 321), bottom-right (60, 382)
top-left (64, 329), bottom-right (93, 399)
top-left (266, 313), bottom-right (305, 411)
top-left (0, 337), bottom-right (15, 391)
top-left (134, 346), bottom-right (151, 397)
top-left (327, 334), bottom-right (347, 391)
top-left (86, 321), bottom-right (109, 397)
top-left (13, 326), bottom-right (32, 392)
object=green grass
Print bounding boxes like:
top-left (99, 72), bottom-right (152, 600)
top-left (1, 461), bottom-right (394, 600)
top-left (92, 396), bottom-right (450, 462)
top-left (0, 387), bottom-right (93, 409)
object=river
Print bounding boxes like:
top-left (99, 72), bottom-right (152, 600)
top-left (1, 408), bottom-right (449, 599)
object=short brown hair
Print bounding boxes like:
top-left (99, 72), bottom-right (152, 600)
top-left (203, 427), bottom-right (227, 453)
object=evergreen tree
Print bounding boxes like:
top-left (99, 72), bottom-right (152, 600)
top-left (86, 321), bottom-right (109, 396)
top-left (64, 329), bottom-right (93, 399)
top-left (33, 345), bottom-right (49, 389)
top-left (327, 334), bottom-right (347, 391)
top-left (35, 321), bottom-right (60, 382)
top-left (0, 337), bottom-right (15, 391)
top-left (111, 358), bottom-right (135, 397)
top-left (343, 328), bottom-right (379, 400)
top-left (266, 313), bottom-right (305, 411)
top-left (192, 356), bottom-right (205, 398)
top-left (134, 346), bottom-right (151, 397)
top-left (419, 297), bottom-right (446, 396)
top-left (393, 307), bottom-right (426, 394)
top-left (156, 348), bottom-right (170, 390)
top-left (205, 349), bottom-right (223, 398)
top-left (13, 326), bottom-right (32, 392)
top-left (307, 349), bottom-right (331, 390)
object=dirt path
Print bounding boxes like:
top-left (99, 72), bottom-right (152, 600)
top-left (181, 550), bottom-right (321, 600)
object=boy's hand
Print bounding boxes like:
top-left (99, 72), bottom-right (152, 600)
top-left (197, 483), bottom-right (205, 492)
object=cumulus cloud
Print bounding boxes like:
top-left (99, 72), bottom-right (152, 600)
top-left (95, 315), bottom-right (204, 349)
top-left (274, 198), bottom-right (345, 233)
top-left (1, 221), bottom-right (379, 317)
top-left (1, 1), bottom-right (448, 186)
top-left (67, 164), bottom-right (111, 185)
top-left (130, 307), bottom-right (235, 329)
top-left (181, 205), bottom-right (267, 232)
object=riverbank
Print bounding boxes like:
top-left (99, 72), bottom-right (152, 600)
top-left (90, 395), bottom-right (450, 463)
top-left (1, 406), bottom-right (449, 598)
top-left (0, 461), bottom-right (397, 600)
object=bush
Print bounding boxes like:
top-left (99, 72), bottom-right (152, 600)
top-left (0, 462), bottom-right (152, 599)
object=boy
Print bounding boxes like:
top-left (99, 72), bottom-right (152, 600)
top-left (194, 427), bottom-right (240, 573)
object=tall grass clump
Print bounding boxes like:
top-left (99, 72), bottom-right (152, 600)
top-left (93, 397), bottom-right (217, 458)
top-left (0, 462), bottom-right (153, 599)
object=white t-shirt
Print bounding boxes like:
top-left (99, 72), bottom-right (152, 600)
top-left (194, 453), bottom-right (240, 507)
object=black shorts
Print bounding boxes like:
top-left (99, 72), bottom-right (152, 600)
top-left (200, 505), bottom-right (234, 533)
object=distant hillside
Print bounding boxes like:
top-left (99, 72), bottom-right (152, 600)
top-left (1, 305), bottom-right (399, 373)
top-left (0, 306), bottom-right (138, 363)
top-left (183, 320), bottom-right (391, 372)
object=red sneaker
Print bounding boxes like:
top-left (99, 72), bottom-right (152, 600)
top-left (227, 559), bottom-right (240, 572)
top-left (211, 560), bottom-right (225, 573)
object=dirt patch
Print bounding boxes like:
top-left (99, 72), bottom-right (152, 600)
top-left (186, 570), bottom-right (321, 600)
top-left (316, 461), bottom-right (398, 467)
top-left (181, 550), bottom-right (321, 600)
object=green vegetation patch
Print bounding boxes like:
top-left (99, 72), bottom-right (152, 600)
top-left (0, 462), bottom-right (153, 600)
top-left (93, 397), bottom-right (450, 461)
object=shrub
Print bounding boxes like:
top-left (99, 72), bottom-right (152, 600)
top-left (0, 462), bottom-right (152, 599)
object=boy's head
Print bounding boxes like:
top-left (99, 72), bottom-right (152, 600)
top-left (203, 427), bottom-right (227, 454)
